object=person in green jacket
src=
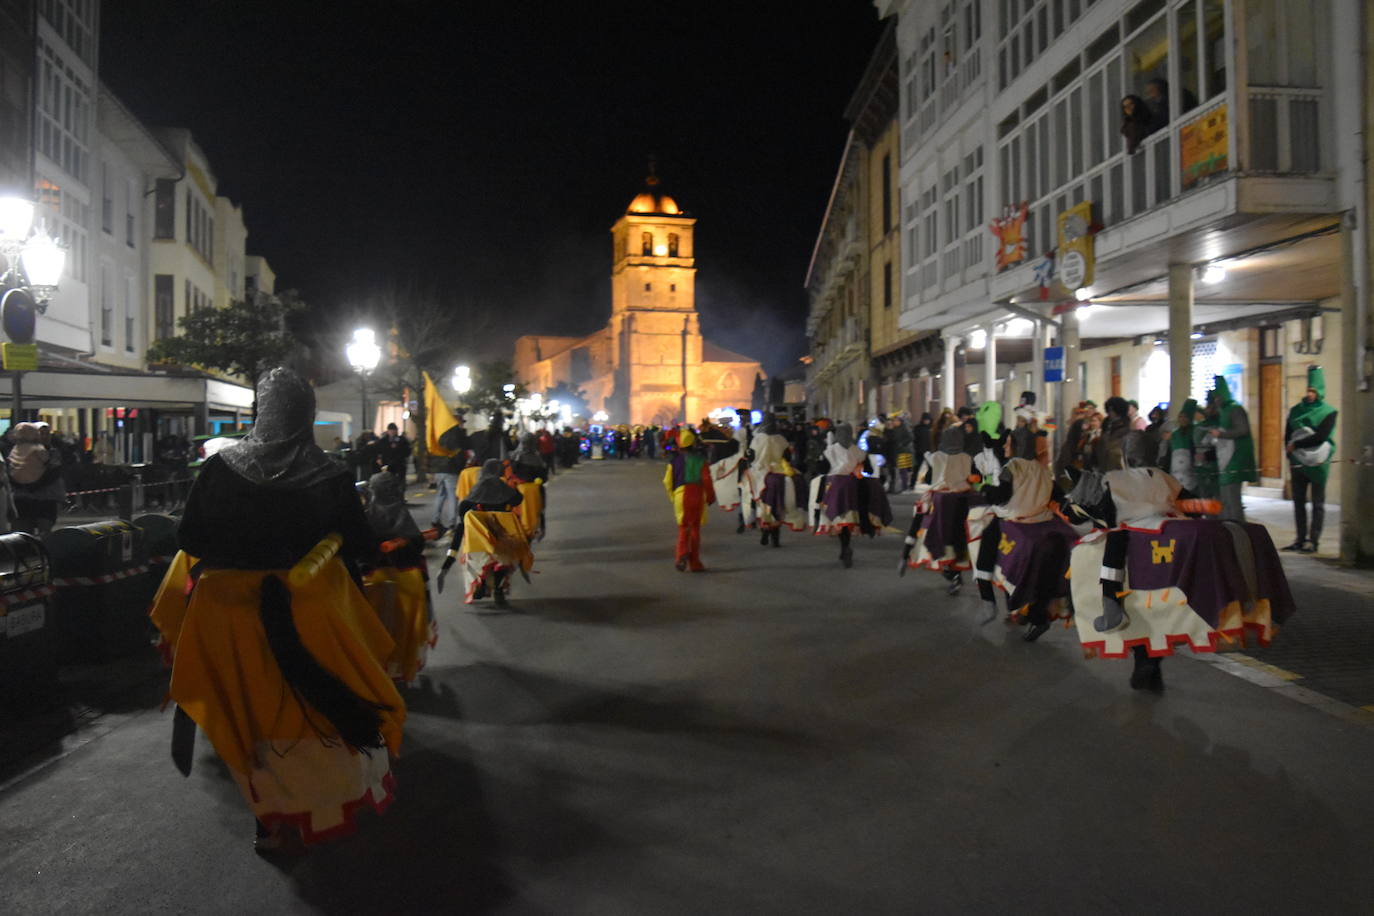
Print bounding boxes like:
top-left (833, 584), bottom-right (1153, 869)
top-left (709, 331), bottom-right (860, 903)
top-left (1164, 398), bottom-right (1204, 492)
top-left (1282, 366), bottom-right (1337, 553)
top-left (1199, 375), bottom-right (1256, 521)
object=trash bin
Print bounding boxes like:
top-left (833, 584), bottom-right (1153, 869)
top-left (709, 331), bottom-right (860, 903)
top-left (134, 513), bottom-right (179, 587)
top-left (0, 532), bottom-right (58, 713)
top-left (45, 520), bottom-right (156, 663)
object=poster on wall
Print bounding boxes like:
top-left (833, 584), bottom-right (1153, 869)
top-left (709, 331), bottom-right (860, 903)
top-left (1180, 104), bottom-right (1229, 189)
top-left (1219, 362), bottom-right (1244, 409)
top-left (989, 202), bottom-right (1028, 271)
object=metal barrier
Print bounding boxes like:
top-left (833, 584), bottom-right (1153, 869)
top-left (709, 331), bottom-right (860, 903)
top-left (64, 476), bottom-right (193, 521)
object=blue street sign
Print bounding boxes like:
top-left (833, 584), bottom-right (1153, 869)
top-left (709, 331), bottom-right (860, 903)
top-left (1044, 346), bottom-right (1065, 382)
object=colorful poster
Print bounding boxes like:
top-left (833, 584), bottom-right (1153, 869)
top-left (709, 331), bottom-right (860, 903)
top-left (989, 202), bottom-right (1029, 271)
top-left (1181, 104), bottom-right (1229, 189)
top-left (1056, 201), bottom-right (1094, 295)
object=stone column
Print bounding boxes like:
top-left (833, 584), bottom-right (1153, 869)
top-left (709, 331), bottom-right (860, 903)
top-left (1031, 320), bottom-right (1045, 409)
top-left (942, 335), bottom-right (959, 409)
top-left (1059, 309), bottom-right (1081, 455)
top-left (1168, 263), bottom-right (1194, 417)
top-left (983, 323), bottom-right (998, 407)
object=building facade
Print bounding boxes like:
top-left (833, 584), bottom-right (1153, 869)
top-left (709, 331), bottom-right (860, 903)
top-left (0, 0), bottom-right (34, 199)
top-left (514, 177), bottom-right (762, 426)
top-left (878, 0), bottom-right (1372, 561)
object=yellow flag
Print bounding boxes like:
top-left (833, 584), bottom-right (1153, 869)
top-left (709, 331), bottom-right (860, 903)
top-left (423, 371), bottom-right (460, 456)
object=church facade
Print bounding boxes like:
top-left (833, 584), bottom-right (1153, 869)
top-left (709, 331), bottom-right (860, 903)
top-left (514, 178), bottom-right (761, 426)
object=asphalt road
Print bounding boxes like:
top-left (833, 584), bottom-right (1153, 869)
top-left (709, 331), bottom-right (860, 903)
top-left (3, 458), bottom-right (1373, 915)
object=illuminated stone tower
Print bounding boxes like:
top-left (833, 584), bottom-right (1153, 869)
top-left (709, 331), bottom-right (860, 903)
top-left (607, 168), bottom-right (700, 425)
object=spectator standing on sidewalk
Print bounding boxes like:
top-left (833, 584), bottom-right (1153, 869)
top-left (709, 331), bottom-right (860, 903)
top-left (379, 422), bottom-right (411, 484)
top-left (1282, 366), bottom-right (1337, 554)
top-left (10, 422), bottom-right (62, 535)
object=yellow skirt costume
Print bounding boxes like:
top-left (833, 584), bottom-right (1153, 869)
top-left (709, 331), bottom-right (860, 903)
top-left (459, 510), bottom-right (534, 604)
top-left (362, 564), bottom-right (435, 683)
top-left (150, 552), bottom-right (406, 844)
top-left (513, 480), bottom-right (544, 539)
top-left (456, 465), bottom-right (481, 501)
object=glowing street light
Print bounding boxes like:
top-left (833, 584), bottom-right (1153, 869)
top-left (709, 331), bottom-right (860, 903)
top-left (452, 364), bottom-right (472, 395)
top-left (346, 327), bottom-right (382, 434)
top-left (1, 195), bottom-right (66, 419)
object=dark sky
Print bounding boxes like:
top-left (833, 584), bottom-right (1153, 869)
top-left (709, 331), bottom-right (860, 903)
top-left (100, 1), bottom-right (884, 374)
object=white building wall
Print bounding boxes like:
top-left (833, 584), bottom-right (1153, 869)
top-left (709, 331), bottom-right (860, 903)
top-left (32, 1), bottom-right (99, 355)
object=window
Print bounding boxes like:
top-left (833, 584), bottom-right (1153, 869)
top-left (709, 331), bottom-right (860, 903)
top-left (1126, 13), bottom-right (1169, 125)
top-left (881, 154), bottom-right (893, 233)
top-left (668, 233), bottom-right (679, 256)
top-left (125, 179), bottom-right (136, 247)
top-left (883, 262), bottom-right (893, 309)
top-left (100, 161), bottom-right (112, 233)
top-left (36, 42), bottom-right (90, 181)
top-left (99, 263), bottom-right (112, 346)
top-left (670, 283), bottom-right (677, 292)
top-left (641, 232), bottom-right (653, 256)
top-left (124, 274), bottom-right (136, 352)
top-left (185, 278), bottom-right (192, 316)
top-left (154, 179), bottom-right (175, 239)
top-left (154, 275), bottom-right (174, 340)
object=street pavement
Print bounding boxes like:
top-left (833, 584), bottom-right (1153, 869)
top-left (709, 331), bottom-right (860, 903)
top-left (3, 458), bottom-right (1374, 915)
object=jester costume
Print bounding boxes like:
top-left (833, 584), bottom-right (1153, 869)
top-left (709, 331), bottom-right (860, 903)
top-left (663, 429), bottom-right (716, 571)
top-left (1282, 366), bottom-right (1337, 553)
top-left (1165, 398), bottom-right (1203, 493)
top-left (150, 369), bottom-right (404, 853)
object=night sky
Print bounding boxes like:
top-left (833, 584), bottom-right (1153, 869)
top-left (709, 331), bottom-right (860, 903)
top-left (100, 2), bottom-right (885, 374)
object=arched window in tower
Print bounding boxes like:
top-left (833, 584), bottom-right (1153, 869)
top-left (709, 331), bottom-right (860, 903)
top-left (668, 233), bottom-right (679, 257)
top-left (641, 232), bottom-right (653, 256)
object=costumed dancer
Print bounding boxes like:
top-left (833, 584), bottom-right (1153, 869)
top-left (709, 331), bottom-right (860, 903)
top-left (663, 428), bottom-right (716, 571)
top-left (1282, 366), bottom-right (1336, 553)
top-left (149, 368), bottom-right (404, 854)
top-left (813, 422), bottom-right (892, 567)
top-left (974, 458), bottom-right (1077, 641)
top-left (1164, 399), bottom-right (1203, 492)
top-left (436, 460), bottom-right (533, 607)
top-left (360, 471), bottom-right (435, 684)
top-left (506, 433), bottom-right (548, 541)
top-left (725, 413), bottom-right (758, 533)
top-left (747, 413), bottom-right (808, 546)
top-left (1067, 433), bottom-right (1295, 690)
top-left (902, 426), bottom-right (987, 594)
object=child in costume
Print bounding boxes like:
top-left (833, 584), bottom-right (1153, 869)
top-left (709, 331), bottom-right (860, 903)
top-left (151, 368), bottom-right (404, 855)
top-left (663, 428), bottom-right (716, 571)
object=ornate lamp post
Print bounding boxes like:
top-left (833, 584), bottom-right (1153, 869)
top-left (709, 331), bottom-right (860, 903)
top-left (0, 195), bottom-right (66, 422)
top-left (345, 327), bottom-right (381, 436)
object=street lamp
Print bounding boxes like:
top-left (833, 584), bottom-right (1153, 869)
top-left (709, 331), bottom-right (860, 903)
top-left (0, 195), bottom-right (66, 421)
top-left (345, 327), bottom-right (381, 435)
top-left (452, 364), bottom-right (472, 395)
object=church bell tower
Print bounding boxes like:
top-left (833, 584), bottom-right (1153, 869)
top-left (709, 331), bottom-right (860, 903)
top-left (607, 165), bottom-right (701, 425)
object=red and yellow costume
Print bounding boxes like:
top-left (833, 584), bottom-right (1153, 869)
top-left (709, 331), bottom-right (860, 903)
top-left (663, 429), bottom-right (716, 571)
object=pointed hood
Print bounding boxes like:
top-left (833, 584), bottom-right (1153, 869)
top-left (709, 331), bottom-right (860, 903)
top-left (976, 401), bottom-right (1002, 436)
top-left (1208, 375), bottom-right (1233, 407)
top-left (1307, 365), bottom-right (1326, 401)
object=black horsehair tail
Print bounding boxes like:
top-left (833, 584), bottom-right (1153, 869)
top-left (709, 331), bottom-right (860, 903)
top-left (259, 574), bottom-right (390, 753)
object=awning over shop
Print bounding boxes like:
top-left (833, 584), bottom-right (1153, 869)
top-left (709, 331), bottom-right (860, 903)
top-left (0, 369), bottom-right (254, 413)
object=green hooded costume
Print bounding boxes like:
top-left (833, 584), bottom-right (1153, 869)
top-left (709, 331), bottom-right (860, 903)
top-left (976, 401), bottom-right (1003, 437)
top-left (1285, 366), bottom-right (1337, 485)
top-left (1203, 375), bottom-right (1257, 486)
